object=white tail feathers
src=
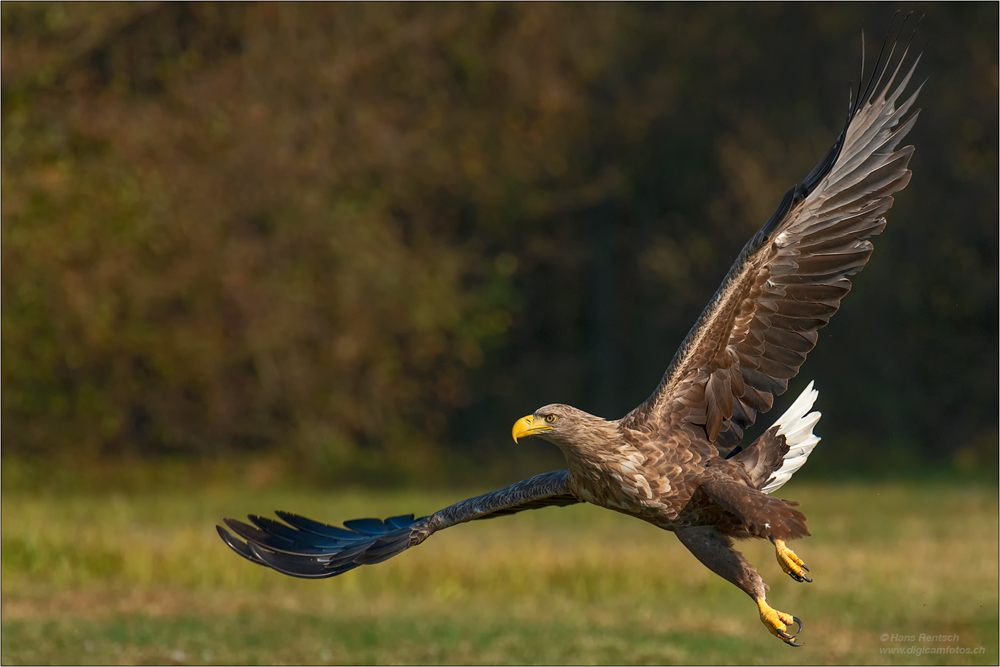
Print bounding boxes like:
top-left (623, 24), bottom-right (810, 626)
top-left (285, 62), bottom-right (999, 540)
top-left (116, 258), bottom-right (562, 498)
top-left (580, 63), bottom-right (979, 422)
top-left (761, 381), bottom-right (822, 495)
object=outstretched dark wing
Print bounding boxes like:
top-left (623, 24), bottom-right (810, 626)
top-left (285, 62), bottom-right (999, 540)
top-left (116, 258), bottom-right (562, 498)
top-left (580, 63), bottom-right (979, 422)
top-left (217, 469), bottom-right (578, 579)
top-left (622, 24), bottom-right (923, 455)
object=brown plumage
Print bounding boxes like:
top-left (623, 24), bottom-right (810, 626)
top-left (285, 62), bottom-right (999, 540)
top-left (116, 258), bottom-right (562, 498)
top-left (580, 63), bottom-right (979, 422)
top-left (218, 21), bottom-right (922, 646)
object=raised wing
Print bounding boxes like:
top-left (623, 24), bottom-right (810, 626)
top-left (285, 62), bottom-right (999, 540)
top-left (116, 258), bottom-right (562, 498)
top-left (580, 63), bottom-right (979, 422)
top-left (217, 469), bottom-right (578, 579)
top-left (622, 22), bottom-right (922, 454)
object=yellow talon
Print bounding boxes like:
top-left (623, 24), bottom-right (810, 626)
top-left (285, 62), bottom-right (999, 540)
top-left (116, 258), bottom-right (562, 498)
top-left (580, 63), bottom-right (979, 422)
top-left (774, 539), bottom-right (812, 583)
top-left (757, 598), bottom-right (803, 647)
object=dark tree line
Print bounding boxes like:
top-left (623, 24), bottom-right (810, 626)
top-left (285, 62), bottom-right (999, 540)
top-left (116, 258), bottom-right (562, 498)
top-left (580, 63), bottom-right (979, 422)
top-left (3, 3), bottom-right (996, 482)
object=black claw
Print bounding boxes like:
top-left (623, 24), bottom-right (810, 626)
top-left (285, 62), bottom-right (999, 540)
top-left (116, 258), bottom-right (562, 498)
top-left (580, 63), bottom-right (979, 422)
top-left (777, 629), bottom-right (803, 646)
top-left (773, 616), bottom-right (804, 646)
top-left (801, 564), bottom-right (810, 572)
top-left (770, 613), bottom-right (804, 646)
top-left (788, 570), bottom-right (813, 583)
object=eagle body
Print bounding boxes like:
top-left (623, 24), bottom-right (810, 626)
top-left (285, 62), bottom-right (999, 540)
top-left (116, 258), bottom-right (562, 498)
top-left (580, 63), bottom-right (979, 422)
top-left (530, 405), bottom-right (808, 541)
top-left (219, 21), bottom-right (923, 647)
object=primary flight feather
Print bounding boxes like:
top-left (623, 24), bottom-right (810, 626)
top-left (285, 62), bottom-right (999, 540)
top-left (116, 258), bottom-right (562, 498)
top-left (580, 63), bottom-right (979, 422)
top-left (219, 20), bottom-right (922, 646)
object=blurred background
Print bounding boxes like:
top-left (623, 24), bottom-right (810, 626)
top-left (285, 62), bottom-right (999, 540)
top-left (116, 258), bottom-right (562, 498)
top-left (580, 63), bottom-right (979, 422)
top-left (2, 3), bottom-right (997, 664)
top-left (2, 2), bottom-right (996, 486)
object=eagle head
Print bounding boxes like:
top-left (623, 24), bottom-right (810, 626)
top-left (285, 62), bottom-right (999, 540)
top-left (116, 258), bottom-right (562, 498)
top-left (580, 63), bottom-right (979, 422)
top-left (511, 403), bottom-right (615, 451)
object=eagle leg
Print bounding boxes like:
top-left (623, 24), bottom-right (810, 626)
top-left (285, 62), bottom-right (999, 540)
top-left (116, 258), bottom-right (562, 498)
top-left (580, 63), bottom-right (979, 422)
top-left (771, 538), bottom-right (812, 583)
top-left (757, 598), bottom-right (804, 647)
top-left (674, 525), bottom-right (804, 647)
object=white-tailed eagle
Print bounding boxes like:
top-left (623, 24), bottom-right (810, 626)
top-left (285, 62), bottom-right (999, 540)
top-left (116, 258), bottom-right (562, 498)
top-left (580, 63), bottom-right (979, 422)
top-left (218, 19), bottom-right (922, 646)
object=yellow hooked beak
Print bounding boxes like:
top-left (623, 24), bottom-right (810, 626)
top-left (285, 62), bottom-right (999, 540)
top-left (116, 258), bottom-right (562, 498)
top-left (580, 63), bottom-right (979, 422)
top-left (511, 414), bottom-right (552, 442)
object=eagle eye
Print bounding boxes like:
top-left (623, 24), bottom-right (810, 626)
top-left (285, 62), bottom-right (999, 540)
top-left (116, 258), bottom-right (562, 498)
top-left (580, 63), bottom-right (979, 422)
top-left (545, 414), bottom-right (557, 424)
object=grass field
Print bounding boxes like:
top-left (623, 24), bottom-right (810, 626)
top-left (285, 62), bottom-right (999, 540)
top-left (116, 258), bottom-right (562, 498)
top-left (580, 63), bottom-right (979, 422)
top-left (2, 468), bottom-right (997, 665)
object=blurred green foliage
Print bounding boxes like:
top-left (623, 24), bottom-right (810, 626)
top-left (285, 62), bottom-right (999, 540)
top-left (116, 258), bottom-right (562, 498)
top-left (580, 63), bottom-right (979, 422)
top-left (2, 3), bottom-right (997, 481)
